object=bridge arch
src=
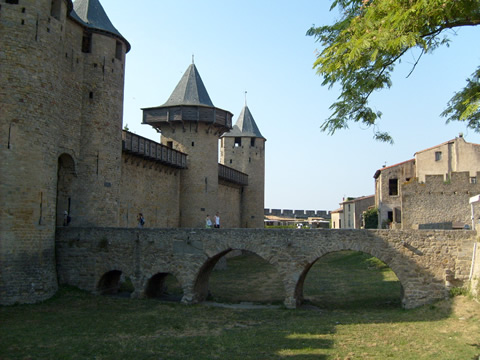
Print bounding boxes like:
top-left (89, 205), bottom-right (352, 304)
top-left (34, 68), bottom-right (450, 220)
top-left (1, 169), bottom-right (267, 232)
top-left (145, 272), bottom-right (183, 301)
top-left (295, 250), bottom-right (403, 308)
top-left (191, 247), bottom-right (286, 304)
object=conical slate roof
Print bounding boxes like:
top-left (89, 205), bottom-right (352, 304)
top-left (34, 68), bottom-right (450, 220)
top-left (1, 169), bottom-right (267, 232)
top-left (163, 64), bottom-right (214, 107)
top-left (71, 0), bottom-right (130, 51)
top-left (223, 105), bottom-right (265, 139)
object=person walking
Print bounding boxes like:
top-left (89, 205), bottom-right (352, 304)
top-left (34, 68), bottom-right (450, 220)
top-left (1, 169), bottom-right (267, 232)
top-left (214, 212), bottom-right (220, 228)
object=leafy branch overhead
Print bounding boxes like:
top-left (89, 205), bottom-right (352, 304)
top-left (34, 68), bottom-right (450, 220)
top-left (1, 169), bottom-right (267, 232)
top-left (307, 0), bottom-right (480, 143)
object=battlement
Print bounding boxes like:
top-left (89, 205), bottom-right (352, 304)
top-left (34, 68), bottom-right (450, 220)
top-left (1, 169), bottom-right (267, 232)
top-left (264, 209), bottom-right (331, 219)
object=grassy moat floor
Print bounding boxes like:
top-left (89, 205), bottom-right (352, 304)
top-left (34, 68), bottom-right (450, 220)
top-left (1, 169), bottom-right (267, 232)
top-left (1, 251), bottom-right (479, 359)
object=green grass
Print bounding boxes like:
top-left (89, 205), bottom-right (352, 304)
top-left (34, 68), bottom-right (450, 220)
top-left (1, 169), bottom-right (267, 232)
top-left (1, 251), bottom-right (479, 360)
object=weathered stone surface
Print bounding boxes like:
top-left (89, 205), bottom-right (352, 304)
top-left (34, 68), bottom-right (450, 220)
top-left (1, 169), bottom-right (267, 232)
top-left (56, 227), bottom-right (479, 309)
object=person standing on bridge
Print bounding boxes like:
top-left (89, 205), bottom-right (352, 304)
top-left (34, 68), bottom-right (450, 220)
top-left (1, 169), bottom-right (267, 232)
top-left (205, 215), bottom-right (212, 229)
top-left (137, 213), bottom-right (145, 228)
top-left (214, 212), bottom-right (220, 228)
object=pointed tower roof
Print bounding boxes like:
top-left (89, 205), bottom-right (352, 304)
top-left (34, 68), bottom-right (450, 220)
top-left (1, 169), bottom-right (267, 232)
top-left (70, 0), bottom-right (130, 51)
top-left (163, 64), bottom-right (214, 107)
top-left (223, 105), bottom-right (265, 139)
top-left (142, 63), bottom-right (233, 133)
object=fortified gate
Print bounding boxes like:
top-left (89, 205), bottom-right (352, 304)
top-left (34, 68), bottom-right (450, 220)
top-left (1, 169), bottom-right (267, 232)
top-left (56, 228), bottom-right (478, 309)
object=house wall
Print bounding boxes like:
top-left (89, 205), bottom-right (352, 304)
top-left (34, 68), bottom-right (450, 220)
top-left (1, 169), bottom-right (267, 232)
top-left (375, 161), bottom-right (415, 228)
top-left (416, 136), bottom-right (480, 182)
top-left (401, 172), bottom-right (480, 229)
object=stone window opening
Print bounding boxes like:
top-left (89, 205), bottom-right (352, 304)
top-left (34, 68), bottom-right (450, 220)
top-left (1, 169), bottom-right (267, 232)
top-left (234, 137), bottom-right (241, 147)
top-left (50, 0), bottom-right (62, 20)
top-left (250, 138), bottom-right (255, 147)
top-left (389, 178), bottom-right (398, 196)
top-left (435, 151), bottom-right (442, 161)
top-left (82, 31), bottom-right (92, 53)
top-left (115, 41), bottom-right (122, 61)
top-left (471, 177), bottom-right (477, 184)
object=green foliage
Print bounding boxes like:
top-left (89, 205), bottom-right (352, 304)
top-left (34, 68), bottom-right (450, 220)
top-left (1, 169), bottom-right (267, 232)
top-left (363, 207), bottom-right (379, 229)
top-left (123, 123), bottom-right (129, 131)
top-left (449, 286), bottom-right (469, 297)
top-left (308, 0), bottom-right (480, 142)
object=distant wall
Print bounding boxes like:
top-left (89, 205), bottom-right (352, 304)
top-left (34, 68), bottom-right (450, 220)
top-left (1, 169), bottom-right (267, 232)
top-left (264, 209), bottom-right (331, 219)
top-left (218, 182), bottom-right (242, 228)
top-left (119, 154), bottom-right (181, 228)
top-left (401, 172), bottom-right (480, 229)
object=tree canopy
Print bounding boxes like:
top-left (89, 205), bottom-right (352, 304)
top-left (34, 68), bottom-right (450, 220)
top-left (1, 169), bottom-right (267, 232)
top-left (307, 0), bottom-right (480, 143)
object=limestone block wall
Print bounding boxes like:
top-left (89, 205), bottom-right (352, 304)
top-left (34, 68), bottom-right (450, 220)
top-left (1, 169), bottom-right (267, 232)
top-left (217, 182), bottom-right (242, 228)
top-left (401, 172), bottom-right (480, 229)
top-left (0, 0), bottom-right (128, 304)
top-left (119, 154), bottom-right (181, 228)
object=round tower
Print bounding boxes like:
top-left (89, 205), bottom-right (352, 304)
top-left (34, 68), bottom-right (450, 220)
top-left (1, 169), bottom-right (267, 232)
top-left (0, 0), bottom-right (129, 305)
top-left (221, 105), bottom-right (266, 228)
top-left (142, 63), bottom-right (233, 227)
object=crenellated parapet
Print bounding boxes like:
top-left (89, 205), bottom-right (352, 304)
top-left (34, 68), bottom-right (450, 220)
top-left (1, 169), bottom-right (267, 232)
top-left (401, 171), bottom-right (480, 229)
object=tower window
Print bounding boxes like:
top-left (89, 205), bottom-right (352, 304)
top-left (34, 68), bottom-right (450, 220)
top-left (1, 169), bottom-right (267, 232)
top-left (234, 137), bottom-right (241, 147)
top-left (167, 141), bottom-right (173, 148)
top-left (471, 177), bottom-right (477, 184)
top-left (115, 41), bottom-right (122, 60)
top-left (82, 31), bottom-right (92, 53)
top-left (250, 138), bottom-right (255, 147)
top-left (50, 0), bottom-right (62, 20)
top-left (435, 151), bottom-right (442, 161)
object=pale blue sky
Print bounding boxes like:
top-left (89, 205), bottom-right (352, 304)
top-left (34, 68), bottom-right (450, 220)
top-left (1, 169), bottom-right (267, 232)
top-left (101, 0), bottom-right (480, 211)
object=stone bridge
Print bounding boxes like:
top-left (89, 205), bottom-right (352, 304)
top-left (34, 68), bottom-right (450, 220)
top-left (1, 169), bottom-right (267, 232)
top-left (55, 227), bottom-right (478, 309)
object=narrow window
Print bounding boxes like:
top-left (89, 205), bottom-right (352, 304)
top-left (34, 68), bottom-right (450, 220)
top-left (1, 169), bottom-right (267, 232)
top-left (167, 141), bottom-right (173, 149)
top-left (82, 31), bottom-right (92, 53)
top-left (250, 138), bottom-right (255, 147)
top-left (471, 177), bottom-right (477, 184)
top-left (234, 137), bottom-right (241, 147)
top-left (389, 178), bottom-right (398, 196)
top-left (191, 142), bottom-right (194, 147)
top-left (115, 41), bottom-right (122, 60)
top-left (435, 151), bottom-right (442, 161)
top-left (50, 0), bottom-right (62, 20)
top-left (89, 91), bottom-right (93, 99)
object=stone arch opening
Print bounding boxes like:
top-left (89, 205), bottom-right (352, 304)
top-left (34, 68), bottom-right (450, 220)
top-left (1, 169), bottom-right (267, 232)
top-left (296, 250), bottom-right (403, 309)
top-left (56, 153), bottom-right (76, 227)
top-left (145, 272), bottom-right (183, 301)
top-left (195, 249), bottom-right (284, 304)
top-left (97, 270), bottom-right (134, 296)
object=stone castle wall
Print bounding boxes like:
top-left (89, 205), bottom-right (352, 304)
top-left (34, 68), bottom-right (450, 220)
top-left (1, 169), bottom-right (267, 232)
top-left (0, 0), bottom-right (128, 304)
top-left (119, 154), bottom-right (182, 228)
top-left (401, 172), bottom-right (480, 229)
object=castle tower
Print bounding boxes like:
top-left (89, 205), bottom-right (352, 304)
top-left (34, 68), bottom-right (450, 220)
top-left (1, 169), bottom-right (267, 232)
top-left (221, 105), bottom-right (266, 228)
top-left (0, 0), bottom-right (129, 304)
top-left (142, 63), bottom-right (233, 227)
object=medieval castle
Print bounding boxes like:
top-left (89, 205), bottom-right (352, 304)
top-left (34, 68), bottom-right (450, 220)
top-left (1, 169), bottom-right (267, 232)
top-left (0, 0), bottom-right (265, 305)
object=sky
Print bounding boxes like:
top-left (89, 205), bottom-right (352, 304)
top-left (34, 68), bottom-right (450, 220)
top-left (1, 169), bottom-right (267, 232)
top-left (100, 0), bottom-right (480, 212)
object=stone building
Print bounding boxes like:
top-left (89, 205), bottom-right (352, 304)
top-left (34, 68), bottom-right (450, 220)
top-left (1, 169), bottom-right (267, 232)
top-left (373, 136), bottom-right (480, 229)
top-left (0, 0), bottom-right (265, 305)
top-left (330, 196), bottom-right (374, 229)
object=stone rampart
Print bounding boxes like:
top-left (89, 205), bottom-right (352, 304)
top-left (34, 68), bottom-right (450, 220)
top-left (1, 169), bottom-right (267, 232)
top-left (401, 172), bottom-right (480, 229)
top-left (56, 227), bottom-right (477, 309)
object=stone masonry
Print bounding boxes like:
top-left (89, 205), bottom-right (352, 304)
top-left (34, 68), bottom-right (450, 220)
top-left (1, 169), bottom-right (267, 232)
top-left (56, 227), bottom-right (478, 309)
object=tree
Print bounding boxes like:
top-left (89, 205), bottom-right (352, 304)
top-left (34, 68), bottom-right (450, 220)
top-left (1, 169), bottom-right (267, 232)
top-left (363, 207), bottom-right (378, 229)
top-left (307, 0), bottom-right (480, 143)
